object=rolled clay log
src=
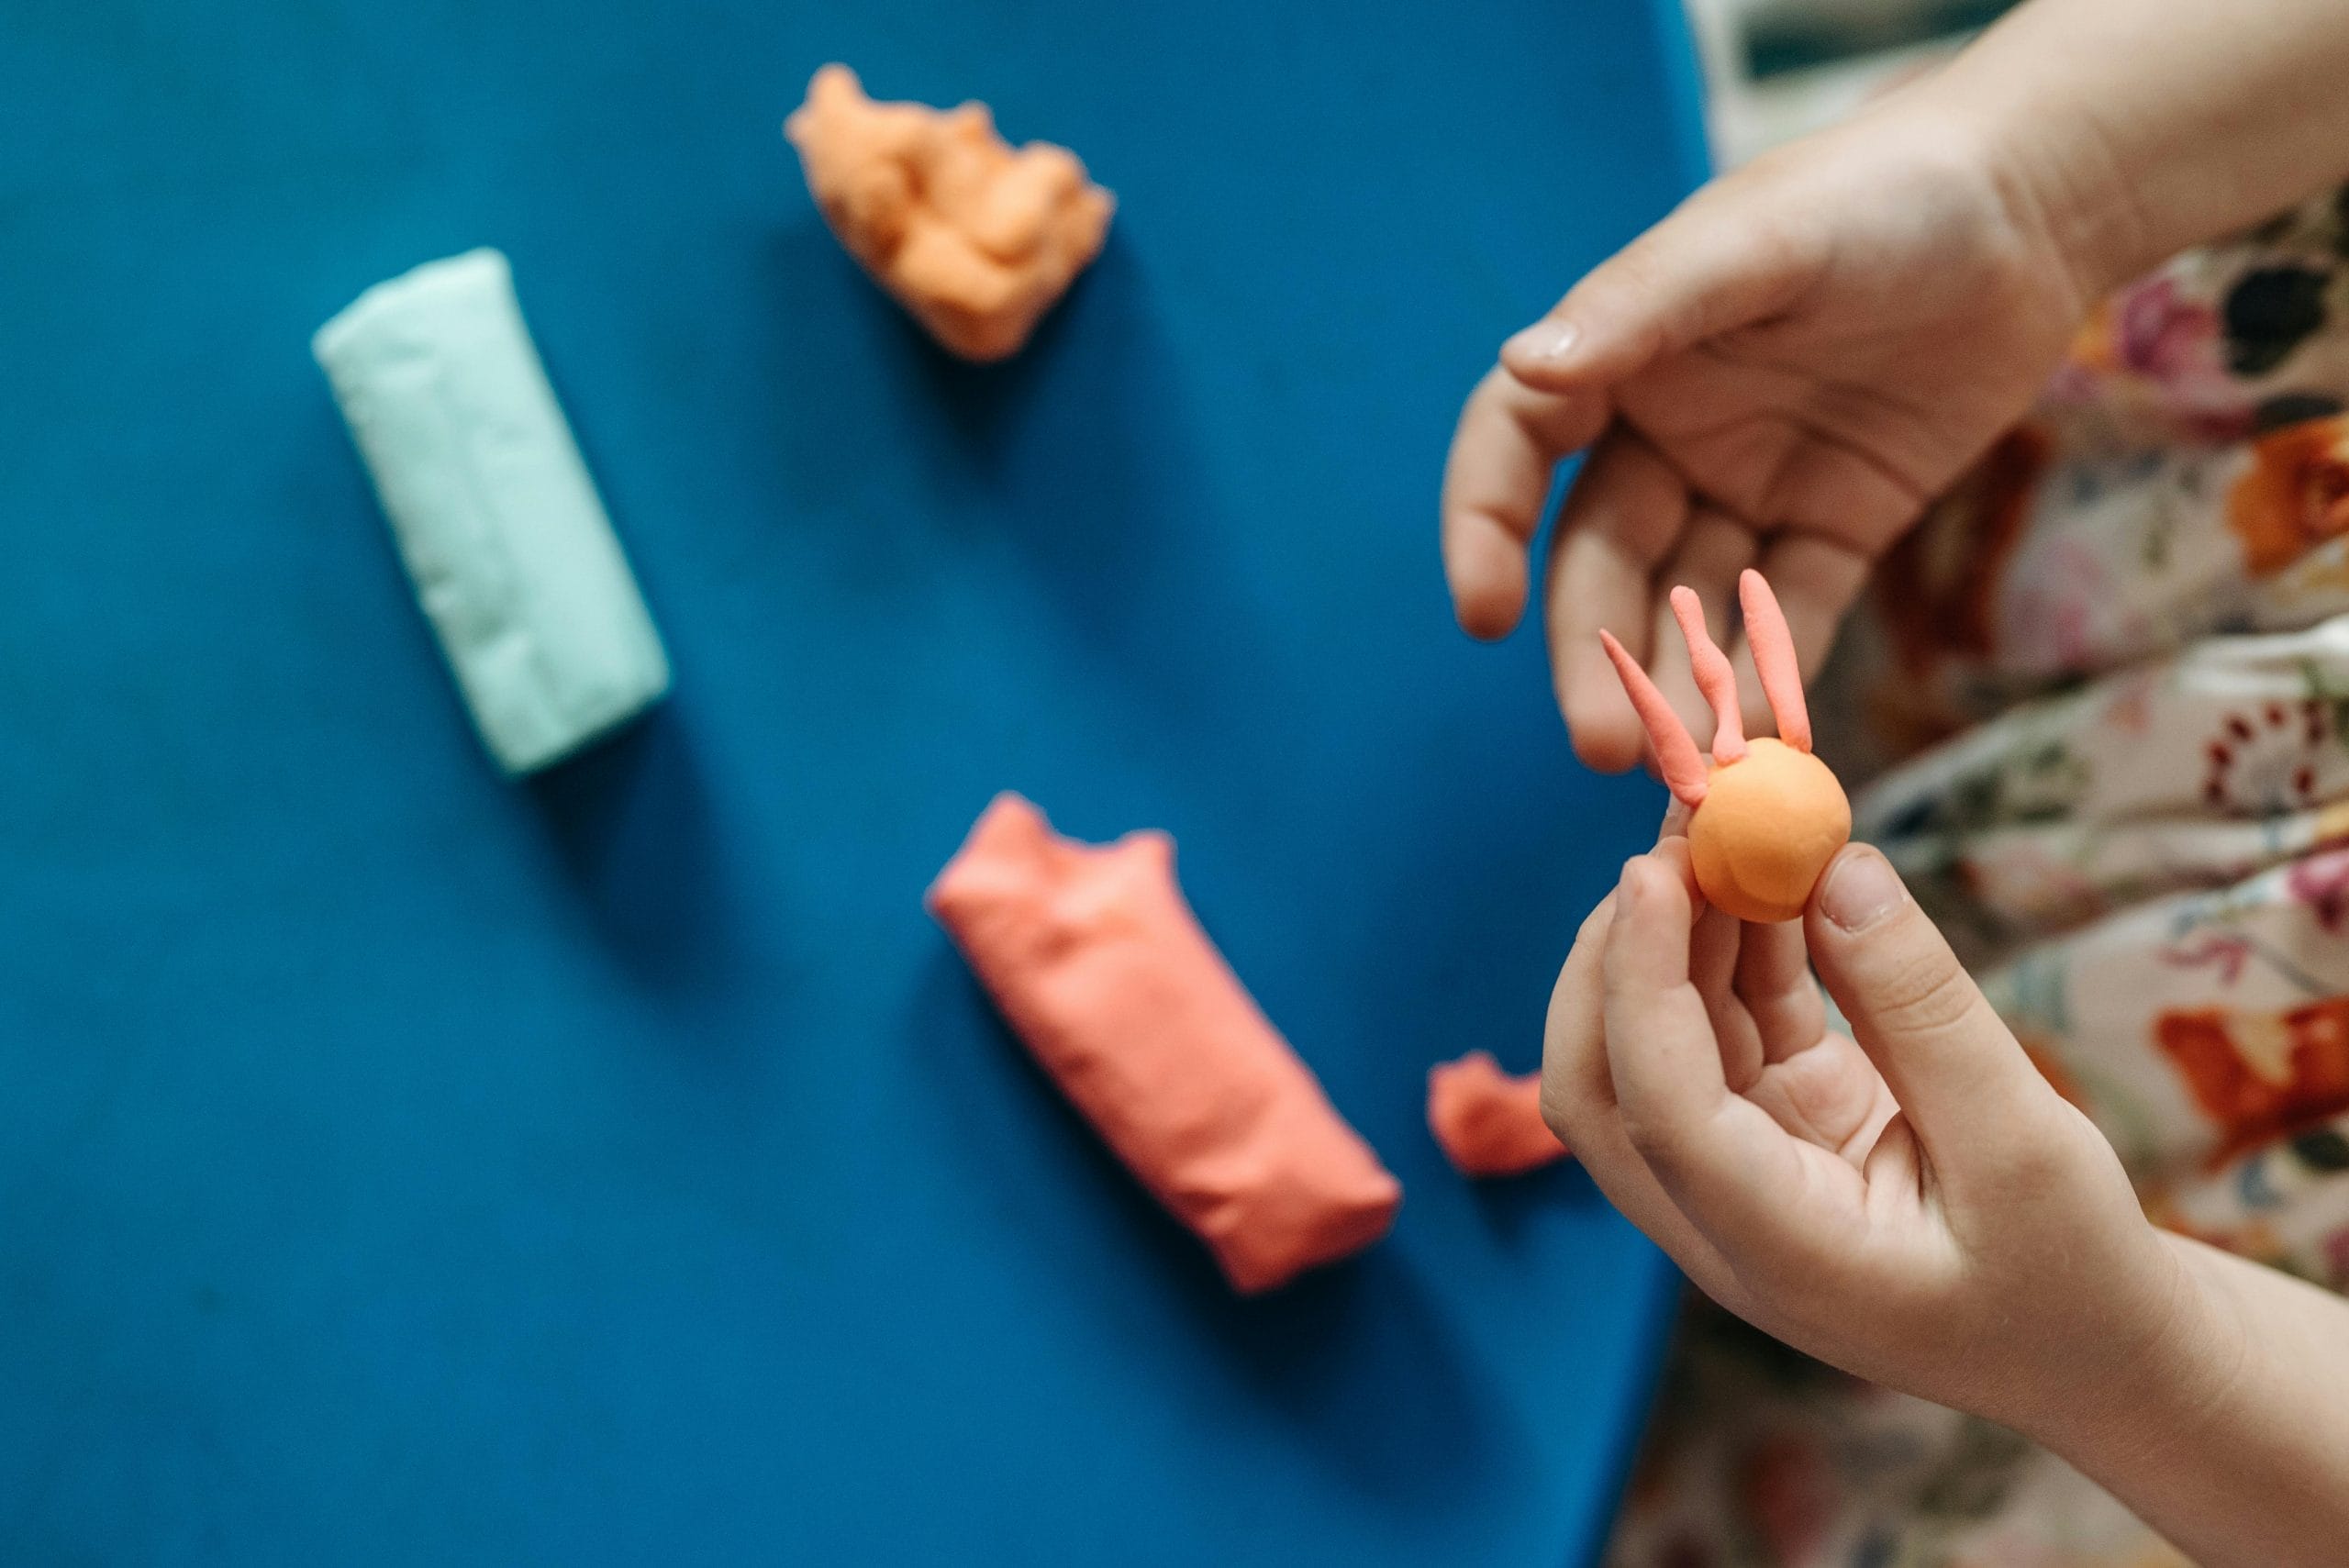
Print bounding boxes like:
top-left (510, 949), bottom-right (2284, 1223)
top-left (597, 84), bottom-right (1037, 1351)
top-left (927, 794), bottom-right (1401, 1292)
top-left (1426, 1051), bottom-right (1569, 1178)
top-left (313, 249), bottom-right (671, 774)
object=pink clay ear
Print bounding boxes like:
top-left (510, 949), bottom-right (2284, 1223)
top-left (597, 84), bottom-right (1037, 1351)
top-left (1598, 629), bottom-right (1709, 808)
top-left (1738, 569), bottom-right (1812, 752)
top-left (1668, 585), bottom-right (1746, 764)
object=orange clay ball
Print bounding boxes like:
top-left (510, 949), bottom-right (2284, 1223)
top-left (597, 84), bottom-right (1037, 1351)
top-left (1688, 738), bottom-right (1852, 925)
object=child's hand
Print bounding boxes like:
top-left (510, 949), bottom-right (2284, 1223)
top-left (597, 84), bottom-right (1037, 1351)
top-left (1542, 836), bottom-right (2189, 1434)
top-left (1441, 96), bottom-right (2097, 770)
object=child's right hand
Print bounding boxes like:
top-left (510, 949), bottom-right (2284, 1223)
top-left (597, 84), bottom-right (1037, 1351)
top-left (1507, 5), bottom-right (2349, 1557)
top-left (1542, 835), bottom-right (2202, 1440)
top-left (1440, 89), bottom-right (2100, 770)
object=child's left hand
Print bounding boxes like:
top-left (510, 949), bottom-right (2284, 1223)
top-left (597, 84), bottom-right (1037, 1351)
top-left (1543, 834), bottom-right (2199, 1440)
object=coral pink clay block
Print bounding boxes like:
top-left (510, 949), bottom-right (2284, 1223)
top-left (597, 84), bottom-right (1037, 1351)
top-left (785, 64), bottom-right (1114, 362)
top-left (927, 795), bottom-right (1401, 1293)
top-left (1427, 1052), bottom-right (1569, 1178)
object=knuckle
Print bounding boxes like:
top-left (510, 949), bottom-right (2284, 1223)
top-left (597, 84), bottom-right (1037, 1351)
top-left (1613, 1102), bottom-right (1677, 1165)
top-left (1863, 941), bottom-right (1980, 1040)
top-left (1744, 215), bottom-right (1820, 289)
top-left (1538, 1079), bottom-right (1578, 1146)
top-left (1990, 1133), bottom-right (2073, 1195)
top-left (1980, 1101), bottom-right (2110, 1193)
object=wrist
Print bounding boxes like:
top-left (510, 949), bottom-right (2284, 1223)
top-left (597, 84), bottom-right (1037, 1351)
top-left (1897, 67), bottom-right (2156, 313)
top-left (2009, 1231), bottom-right (2249, 1477)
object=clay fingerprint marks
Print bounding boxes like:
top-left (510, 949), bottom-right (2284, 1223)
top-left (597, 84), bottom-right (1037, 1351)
top-left (785, 65), bottom-right (1115, 361)
top-left (927, 795), bottom-right (1401, 1294)
top-left (1426, 1052), bottom-right (1568, 1179)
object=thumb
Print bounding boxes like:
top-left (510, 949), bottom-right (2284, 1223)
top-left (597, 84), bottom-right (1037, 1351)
top-left (1804, 845), bottom-right (2065, 1172)
top-left (1501, 186), bottom-right (1814, 391)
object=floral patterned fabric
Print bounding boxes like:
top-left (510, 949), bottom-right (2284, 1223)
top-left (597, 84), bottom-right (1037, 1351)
top-left (1602, 186), bottom-right (2349, 1568)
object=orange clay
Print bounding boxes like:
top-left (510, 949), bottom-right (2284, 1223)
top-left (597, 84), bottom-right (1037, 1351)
top-left (1606, 570), bottom-right (1851, 924)
top-left (1687, 739), bottom-right (1851, 923)
top-left (927, 795), bottom-right (1400, 1293)
top-left (785, 64), bottom-right (1114, 362)
top-left (1736, 569), bottom-right (1812, 752)
top-left (1426, 1052), bottom-right (1569, 1178)
top-left (1599, 629), bottom-right (1712, 806)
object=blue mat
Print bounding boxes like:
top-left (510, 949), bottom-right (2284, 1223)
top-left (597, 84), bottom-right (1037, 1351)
top-left (0, 2), bottom-right (1704, 1562)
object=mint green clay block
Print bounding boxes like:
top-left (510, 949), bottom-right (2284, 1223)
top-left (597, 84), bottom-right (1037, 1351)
top-left (313, 249), bottom-right (671, 775)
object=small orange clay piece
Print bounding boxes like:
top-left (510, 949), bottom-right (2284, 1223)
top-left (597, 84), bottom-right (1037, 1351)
top-left (1600, 571), bottom-right (1852, 924)
top-left (785, 64), bottom-right (1114, 361)
top-left (1426, 1052), bottom-right (1569, 1178)
top-left (927, 795), bottom-right (1401, 1293)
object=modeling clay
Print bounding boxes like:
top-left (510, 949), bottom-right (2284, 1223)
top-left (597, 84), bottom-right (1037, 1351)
top-left (1427, 1052), bottom-right (1569, 1178)
top-left (1601, 570), bottom-right (1852, 924)
top-left (313, 250), bottom-right (670, 774)
top-left (928, 795), bottom-right (1400, 1292)
top-left (785, 64), bottom-right (1113, 361)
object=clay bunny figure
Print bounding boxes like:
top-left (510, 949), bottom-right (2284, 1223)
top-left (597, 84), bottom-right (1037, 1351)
top-left (1600, 570), bottom-right (1851, 923)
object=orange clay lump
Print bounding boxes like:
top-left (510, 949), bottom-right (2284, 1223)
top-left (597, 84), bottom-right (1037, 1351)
top-left (785, 64), bottom-right (1114, 361)
top-left (1426, 1052), bottom-right (1569, 1179)
top-left (1600, 570), bottom-right (1851, 925)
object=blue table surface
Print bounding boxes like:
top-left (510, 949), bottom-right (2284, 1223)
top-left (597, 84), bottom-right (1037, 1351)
top-left (0, 3), bottom-right (1706, 1562)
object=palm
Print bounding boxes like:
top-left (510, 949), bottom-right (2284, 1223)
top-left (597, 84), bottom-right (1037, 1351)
top-left (1551, 839), bottom-right (2185, 1437)
top-left (1727, 984), bottom-right (1937, 1262)
top-left (1684, 905), bottom-right (1919, 1241)
top-left (1444, 110), bottom-right (2092, 766)
top-left (1612, 250), bottom-right (2076, 562)
top-left (1547, 886), bottom-right (1954, 1335)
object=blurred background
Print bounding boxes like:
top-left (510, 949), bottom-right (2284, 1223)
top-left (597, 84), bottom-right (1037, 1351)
top-left (1685, 0), bottom-right (2019, 162)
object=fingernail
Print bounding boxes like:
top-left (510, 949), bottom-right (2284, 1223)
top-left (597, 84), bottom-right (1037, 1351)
top-left (1820, 848), bottom-right (1904, 932)
top-left (1503, 319), bottom-right (1580, 368)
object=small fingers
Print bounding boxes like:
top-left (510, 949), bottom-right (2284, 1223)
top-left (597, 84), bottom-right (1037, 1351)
top-left (1542, 784), bottom-right (1702, 1139)
top-left (1689, 904), bottom-right (1765, 1092)
top-left (1543, 428), bottom-right (1690, 772)
top-left (1860, 1113), bottom-right (1934, 1235)
top-left (1542, 893), bottom-right (1621, 1141)
top-left (1441, 364), bottom-right (1611, 640)
top-left (1734, 917), bottom-right (1828, 1065)
top-left (1601, 847), bottom-right (1808, 1240)
top-left (1728, 920), bottom-right (1881, 1162)
top-left (1542, 886), bottom-right (1743, 1298)
top-left (1743, 1031), bottom-right (1899, 1166)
